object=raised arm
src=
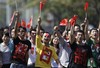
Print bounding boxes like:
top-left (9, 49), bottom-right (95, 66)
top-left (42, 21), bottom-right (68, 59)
top-left (84, 18), bottom-right (89, 41)
top-left (69, 26), bottom-right (75, 44)
top-left (13, 11), bottom-right (20, 38)
top-left (53, 26), bottom-right (65, 45)
top-left (36, 16), bottom-right (41, 35)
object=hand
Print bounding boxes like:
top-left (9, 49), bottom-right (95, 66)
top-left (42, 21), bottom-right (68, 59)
top-left (84, 17), bottom-right (88, 24)
top-left (53, 26), bottom-right (59, 31)
top-left (37, 16), bottom-right (41, 25)
top-left (80, 23), bottom-right (85, 28)
top-left (14, 11), bottom-right (20, 20)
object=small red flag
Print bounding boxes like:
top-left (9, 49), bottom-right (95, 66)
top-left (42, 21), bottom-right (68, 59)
top-left (69, 18), bottom-right (75, 26)
top-left (59, 18), bottom-right (68, 26)
top-left (84, 2), bottom-right (89, 11)
top-left (40, 2), bottom-right (44, 11)
top-left (27, 18), bottom-right (32, 28)
top-left (21, 19), bottom-right (26, 27)
top-left (73, 15), bottom-right (78, 21)
top-left (69, 15), bottom-right (78, 26)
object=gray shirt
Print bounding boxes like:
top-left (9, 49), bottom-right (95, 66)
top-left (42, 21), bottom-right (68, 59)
top-left (59, 37), bottom-right (72, 67)
top-left (0, 43), bottom-right (11, 64)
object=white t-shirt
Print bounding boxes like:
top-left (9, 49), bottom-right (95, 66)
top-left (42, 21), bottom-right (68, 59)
top-left (0, 43), bottom-right (11, 64)
top-left (27, 43), bottom-right (36, 65)
top-left (59, 39), bottom-right (72, 67)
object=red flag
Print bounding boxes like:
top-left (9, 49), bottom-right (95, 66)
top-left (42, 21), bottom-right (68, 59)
top-left (59, 18), bottom-right (68, 26)
top-left (73, 15), bottom-right (78, 21)
top-left (40, 2), bottom-right (44, 11)
top-left (69, 18), bottom-right (75, 26)
top-left (27, 18), bottom-right (32, 28)
top-left (84, 2), bottom-right (89, 11)
top-left (9, 13), bottom-right (15, 26)
top-left (69, 15), bottom-right (78, 26)
top-left (21, 19), bottom-right (26, 27)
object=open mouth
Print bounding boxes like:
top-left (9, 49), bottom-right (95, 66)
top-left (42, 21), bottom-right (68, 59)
top-left (44, 39), bottom-right (48, 41)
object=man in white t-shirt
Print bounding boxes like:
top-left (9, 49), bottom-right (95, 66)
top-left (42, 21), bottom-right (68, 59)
top-left (27, 28), bottom-right (36, 68)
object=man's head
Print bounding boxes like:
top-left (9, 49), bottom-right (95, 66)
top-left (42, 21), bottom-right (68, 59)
top-left (90, 28), bottom-right (98, 39)
top-left (18, 26), bottom-right (27, 39)
top-left (75, 30), bottom-right (84, 43)
top-left (3, 26), bottom-right (9, 33)
top-left (30, 28), bottom-right (36, 40)
top-left (2, 32), bottom-right (10, 43)
top-left (42, 32), bottom-right (51, 45)
top-left (74, 24), bottom-right (80, 32)
top-left (11, 27), bottom-right (15, 38)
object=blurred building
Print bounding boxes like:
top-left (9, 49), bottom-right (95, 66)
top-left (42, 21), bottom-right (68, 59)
top-left (0, 0), bottom-right (7, 28)
top-left (0, 0), bottom-right (55, 33)
top-left (0, 0), bottom-right (39, 28)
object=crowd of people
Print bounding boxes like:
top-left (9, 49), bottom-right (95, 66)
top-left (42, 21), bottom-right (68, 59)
top-left (0, 11), bottom-right (100, 68)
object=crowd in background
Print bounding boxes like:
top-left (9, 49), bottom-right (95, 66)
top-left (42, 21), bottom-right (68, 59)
top-left (0, 11), bottom-right (100, 68)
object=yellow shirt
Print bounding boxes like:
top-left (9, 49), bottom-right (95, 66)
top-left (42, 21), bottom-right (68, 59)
top-left (35, 35), bottom-right (58, 68)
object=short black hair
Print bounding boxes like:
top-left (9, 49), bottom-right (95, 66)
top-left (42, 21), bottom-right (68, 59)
top-left (90, 28), bottom-right (98, 33)
top-left (3, 32), bottom-right (9, 37)
top-left (74, 24), bottom-right (80, 28)
top-left (30, 28), bottom-right (36, 34)
top-left (18, 26), bottom-right (27, 32)
top-left (75, 30), bottom-right (84, 35)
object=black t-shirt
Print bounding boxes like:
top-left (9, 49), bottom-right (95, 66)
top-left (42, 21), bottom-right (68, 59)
top-left (69, 42), bottom-right (92, 68)
top-left (0, 39), bottom-right (3, 43)
top-left (12, 37), bottom-right (31, 65)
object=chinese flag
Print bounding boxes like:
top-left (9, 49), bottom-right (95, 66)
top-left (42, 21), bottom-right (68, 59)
top-left (73, 15), bottom-right (78, 21)
top-left (84, 2), bottom-right (89, 11)
top-left (27, 18), bottom-right (32, 28)
top-left (40, 2), bottom-right (44, 11)
top-left (69, 18), bottom-right (75, 26)
top-left (21, 19), bottom-right (26, 27)
top-left (69, 15), bottom-right (78, 26)
top-left (59, 18), bottom-right (68, 26)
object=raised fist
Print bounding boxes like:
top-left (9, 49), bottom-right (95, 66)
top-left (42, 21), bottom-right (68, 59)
top-left (14, 11), bottom-right (20, 20)
top-left (37, 16), bottom-right (41, 24)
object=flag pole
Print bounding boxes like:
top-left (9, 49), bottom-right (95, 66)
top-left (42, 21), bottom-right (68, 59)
top-left (84, 2), bottom-right (88, 22)
top-left (15, 0), bottom-right (18, 11)
top-left (39, 1), bottom-right (42, 17)
top-left (31, 16), bottom-right (33, 28)
top-left (85, 11), bottom-right (88, 20)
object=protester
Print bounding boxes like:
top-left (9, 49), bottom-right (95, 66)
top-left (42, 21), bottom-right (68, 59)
top-left (35, 16), bottom-right (60, 68)
top-left (87, 28), bottom-right (100, 68)
top-left (52, 26), bottom-right (72, 68)
top-left (74, 24), bottom-right (80, 32)
top-left (10, 11), bottom-right (31, 68)
top-left (3, 26), bottom-right (9, 33)
top-left (50, 36), bottom-right (60, 67)
top-left (27, 28), bottom-right (36, 68)
top-left (68, 25), bottom-right (93, 68)
top-left (0, 32), bottom-right (11, 68)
